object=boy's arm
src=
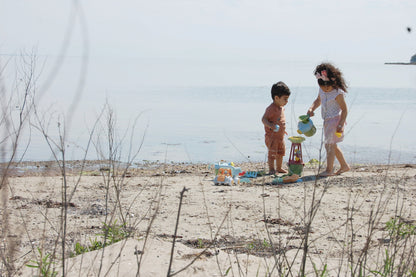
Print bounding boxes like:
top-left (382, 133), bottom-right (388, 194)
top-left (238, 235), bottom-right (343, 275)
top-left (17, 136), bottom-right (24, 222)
top-left (335, 94), bottom-right (348, 132)
top-left (262, 114), bottom-right (274, 130)
top-left (307, 95), bottom-right (321, 117)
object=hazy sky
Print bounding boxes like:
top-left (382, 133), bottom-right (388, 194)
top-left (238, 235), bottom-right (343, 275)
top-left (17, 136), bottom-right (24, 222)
top-left (1, 0), bottom-right (416, 89)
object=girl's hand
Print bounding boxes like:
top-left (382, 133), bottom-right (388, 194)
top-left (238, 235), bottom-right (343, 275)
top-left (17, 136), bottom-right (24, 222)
top-left (307, 109), bottom-right (314, 117)
top-left (336, 124), bottom-right (344, 133)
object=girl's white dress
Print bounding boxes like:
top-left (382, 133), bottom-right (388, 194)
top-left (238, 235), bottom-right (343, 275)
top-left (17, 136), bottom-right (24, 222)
top-left (319, 88), bottom-right (346, 144)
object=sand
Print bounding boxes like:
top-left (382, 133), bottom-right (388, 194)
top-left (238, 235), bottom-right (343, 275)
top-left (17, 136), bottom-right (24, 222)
top-left (1, 161), bottom-right (415, 276)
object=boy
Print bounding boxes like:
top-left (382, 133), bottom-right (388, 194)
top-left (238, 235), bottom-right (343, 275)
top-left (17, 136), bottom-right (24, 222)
top-left (262, 81), bottom-right (290, 174)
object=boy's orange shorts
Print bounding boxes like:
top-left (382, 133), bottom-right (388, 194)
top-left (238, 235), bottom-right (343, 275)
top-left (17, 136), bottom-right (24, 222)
top-left (265, 135), bottom-right (285, 158)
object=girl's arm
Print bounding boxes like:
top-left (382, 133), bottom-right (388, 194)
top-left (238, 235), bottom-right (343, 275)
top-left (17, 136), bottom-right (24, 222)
top-left (307, 95), bottom-right (321, 117)
top-left (335, 94), bottom-right (348, 132)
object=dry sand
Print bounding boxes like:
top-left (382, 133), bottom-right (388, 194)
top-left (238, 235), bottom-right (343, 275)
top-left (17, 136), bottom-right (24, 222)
top-left (1, 161), bottom-right (415, 276)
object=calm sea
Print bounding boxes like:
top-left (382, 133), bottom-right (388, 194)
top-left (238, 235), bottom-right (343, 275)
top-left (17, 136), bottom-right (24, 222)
top-left (8, 86), bottom-right (416, 165)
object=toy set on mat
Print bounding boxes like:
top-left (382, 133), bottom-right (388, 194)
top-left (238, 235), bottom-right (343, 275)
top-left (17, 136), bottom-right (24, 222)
top-left (213, 115), bottom-right (319, 185)
top-left (212, 161), bottom-right (266, 185)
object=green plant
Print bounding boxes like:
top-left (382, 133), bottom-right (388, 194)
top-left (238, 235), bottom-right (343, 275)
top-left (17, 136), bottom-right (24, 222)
top-left (262, 238), bottom-right (270, 248)
top-left (312, 263), bottom-right (328, 277)
top-left (71, 242), bottom-right (87, 257)
top-left (370, 249), bottom-right (393, 276)
top-left (89, 237), bottom-right (105, 251)
top-left (100, 220), bottom-right (131, 244)
top-left (70, 221), bottom-right (130, 257)
top-left (70, 237), bottom-right (105, 257)
top-left (385, 218), bottom-right (416, 239)
top-left (197, 238), bottom-right (204, 249)
top-left (26, 248), bottom-right (58, 277)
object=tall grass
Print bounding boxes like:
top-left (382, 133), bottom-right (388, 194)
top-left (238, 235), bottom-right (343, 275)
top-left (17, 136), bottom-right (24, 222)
top-left (0, 51), bottom-right (38, 276)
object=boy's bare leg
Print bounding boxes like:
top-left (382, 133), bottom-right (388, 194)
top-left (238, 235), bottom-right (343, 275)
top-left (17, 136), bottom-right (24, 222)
top-left (334, 144), bottom-right (350, 174)
top-left (276, 155), bottom-right (287, 173)
top-left (268, 157), bottom-right (276, 175)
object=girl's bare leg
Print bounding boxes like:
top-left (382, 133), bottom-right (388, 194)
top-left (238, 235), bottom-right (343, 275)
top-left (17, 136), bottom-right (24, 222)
top-left (319, 144), bottom-right (336, 176)
top-left (334, 144), bottom-right (350, 174)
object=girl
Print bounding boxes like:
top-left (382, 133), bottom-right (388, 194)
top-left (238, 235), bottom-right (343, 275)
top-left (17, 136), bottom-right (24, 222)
top-left (307, 63), bottom-right (350, 176)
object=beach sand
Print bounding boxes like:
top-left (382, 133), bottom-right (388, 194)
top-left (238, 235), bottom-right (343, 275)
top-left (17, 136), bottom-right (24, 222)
top-left (2, 161), bottom-right (415, 276)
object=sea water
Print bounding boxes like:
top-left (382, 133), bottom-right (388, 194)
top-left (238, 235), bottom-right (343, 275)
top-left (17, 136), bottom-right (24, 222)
top-left (6, 86), bottom-right (416, 165)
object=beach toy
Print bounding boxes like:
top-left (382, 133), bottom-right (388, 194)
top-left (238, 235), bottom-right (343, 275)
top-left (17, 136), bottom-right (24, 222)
top-left (239, 177), bottom-right (251, 184)
top-left (213, 161), bottom-right (242, 177)
top-left (297, 115), bottom-right (316, 137)
top-left (288, 136), bottom-right (305, 144)
top-left (283, 174), bottom-right (300, 183)
top-left (243, 170), bottom-right (266, 178)
top-left (273, 124), bottom-right (280, 132)
top-left (213, 161), bottom-right (242, 185)
top-left (273, 174), bottom-right (302, 184)
top-left (335, 132), bottom-right (342, 138)
top-left (214, 168), bottom-right (236, 185)
top-left (288, 136), bottom-right (305, 176)
top-left (244, 171), bottom-right (258, 178)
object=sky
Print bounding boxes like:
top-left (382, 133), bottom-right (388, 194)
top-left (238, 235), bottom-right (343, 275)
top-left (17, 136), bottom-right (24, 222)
top-left (1, 0), bottom-right (416, 91)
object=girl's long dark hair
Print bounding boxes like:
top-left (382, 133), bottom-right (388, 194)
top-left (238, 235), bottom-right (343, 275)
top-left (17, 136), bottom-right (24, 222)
top-left (314, 63), bottom-right (348, 92)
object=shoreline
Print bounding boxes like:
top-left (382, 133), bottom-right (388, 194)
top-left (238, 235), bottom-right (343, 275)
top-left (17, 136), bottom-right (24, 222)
top-left (3, 159), bottom-right (416, 177)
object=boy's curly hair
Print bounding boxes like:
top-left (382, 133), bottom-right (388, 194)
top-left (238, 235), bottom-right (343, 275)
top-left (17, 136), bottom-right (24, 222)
top-left (314, 63), bottom-right (348, 92)
top-left (271, 81), bottom-right (291, 100)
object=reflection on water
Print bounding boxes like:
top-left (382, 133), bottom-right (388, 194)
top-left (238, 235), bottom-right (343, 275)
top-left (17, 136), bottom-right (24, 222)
top-left (9, 86), bottom-right (416, 164)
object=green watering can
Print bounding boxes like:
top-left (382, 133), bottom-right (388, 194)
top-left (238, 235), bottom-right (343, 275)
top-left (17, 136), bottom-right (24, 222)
top-left (297, 115), bottom-right (316, 137)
